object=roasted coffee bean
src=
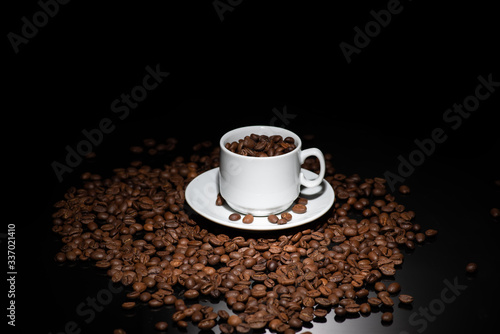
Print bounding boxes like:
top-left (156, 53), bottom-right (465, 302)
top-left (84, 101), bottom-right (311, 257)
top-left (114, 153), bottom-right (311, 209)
top-left (215, 194), bottom-right (224, 206)
top-left (114, 329), bottom-right (126, 334)
top-left (281, 212), bottom-right (292, 221)
top-left (155, 321), bottom-right (168, 331)
top-left (219, 323), bottom-right (234, 334)
top-left (334, 307), bottom-right (347, 317)
top-left (297, 197), bottom-right (308, 205)
top-left (191, 311), bottom-right (204, 323)
top-left (184, 289), bottom-right (199, 299)
top-left (398, 185), bottom-right (410, 194)
top-left (381, 312), bottom-right (393, 322)
top-left (425, 229), bottom-right (438, 237)
top-left (415, 232), bottom-right (426, 243)
top-left (367, 297), bottom-right (382, 306)
top-left (227, 134), bottom-right (296, 156)
top-left (466, 262), bottom-right (478, 273)
top-left (198, 319), bottom-right (216, 330)
top-left (121, 301), bottom-right (136, 310)
top-left (288, 317), bottom-right (303, 328)
top-left (387, 282), bottom-right (401, 294)
top-left (268, 214), bottom-right (279, 224)
top-left (242, 214), bottom-right (254, 224)
top-left (314, 308), bottom-right (328, 317)
top-left (360, 303), bottom-right (371, 313)
top-left (491, 208), bottom-right (500, 218)
top-left (277, 218), bottom-right (288, 225)
top-left (374, 282), bottom-right (386, 292)
top-left (345, 303), bottom-right (361, 313)
top-left (229, 213), bottom-right (241, 221)
top-left (236, 323), bottom-right (251, 334)
top-left (228, 314), bottom-right (242, 327)
top-left (379, 294), bottom-right (394, 307)
top-left (292, 204), bottom-right (307, 214)
top-left (148, 299), bottom-right (163, 308)
top-left (398, 294), bottom-right (414, 304)
top-left (139, 292), bottom-right (151, 302)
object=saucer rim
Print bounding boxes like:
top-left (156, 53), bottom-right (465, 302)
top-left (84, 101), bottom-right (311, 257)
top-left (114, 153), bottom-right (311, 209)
top-left (185, 167), bottom-right (335, 231)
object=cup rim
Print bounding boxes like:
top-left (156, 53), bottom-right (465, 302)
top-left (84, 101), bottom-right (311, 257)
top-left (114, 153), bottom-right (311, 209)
top-left (220, 125), bottom-right (303, 160)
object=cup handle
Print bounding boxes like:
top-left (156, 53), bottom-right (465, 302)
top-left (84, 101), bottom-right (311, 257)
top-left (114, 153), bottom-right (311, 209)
top-left (299, 148), bottom-right (326, 187)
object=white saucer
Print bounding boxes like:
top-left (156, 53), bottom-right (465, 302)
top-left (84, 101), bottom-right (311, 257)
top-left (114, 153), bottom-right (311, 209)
top-left (185, 168), bottom-right (335, 231)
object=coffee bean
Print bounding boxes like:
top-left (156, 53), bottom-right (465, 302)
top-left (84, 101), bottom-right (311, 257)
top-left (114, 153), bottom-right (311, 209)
top-left (367, 297), bottom-right (382, 306)
top-left (292, 204), bottom-right (307, 214)
top-left (277, 218), bottom-right (288, 225)
top-left (227, 134), bottom-right (296, 156)
top-left (387, 282), bottom-right (401, 294)
top-left (381, 312), bottom-right (393, 322)
top-left (236, 323), bottom-right (251, 334)
top-left (198, 319), bottom-right (216, 330)
top-left (424, 229), bottom-right (438, 237)
top-left (121, 301), bottom-right (136, 310)
top-left (114, 329), bottom-right (126, 334)
top-left (242, 214), bottom-right (254, 224)
top-left (228, 314), bottom-right (242, 327)
top-left (345, 303), bottom-right (361, 313)
top-left (379, 294), bottom-right (394, 307)
top-left (219, 323), bottom-right (234, 334)
top-left (184, 289), bottom-right (199, 299)
top-left (398, 294), bottom-right (414, 304)
top-left (148, 299), bottom-right (163, 308)
top-left (360, 303), bottom-right (371, 314)
top-left (334, 307), bottom-right (347, 317)
top-left (216, 194), bottom-right (224, 206)
top-left (398, 185), bottom-right (410, 194)
top-left (297, 197), bottom-right (308, 205)
top-left (288, 317), bottom-right (303, 328)
top-left (155, 321), bottom-right (168, 331)
top-left (281, 212), bottom-right (292, 221)
top-left (415, 232), bottom-right (426, 243)
top-left (268, 214), bottom-right (279, 223)
top-left (466, 262), bottom-right (478, 273)
top-left (229, 213), bottom-right (241, 221)
top-left (491, 208), bottom-right (500, 218)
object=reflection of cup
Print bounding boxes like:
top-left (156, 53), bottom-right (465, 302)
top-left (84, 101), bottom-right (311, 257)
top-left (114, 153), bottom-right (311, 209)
top-left (219, 125), bottom-right (326, 216)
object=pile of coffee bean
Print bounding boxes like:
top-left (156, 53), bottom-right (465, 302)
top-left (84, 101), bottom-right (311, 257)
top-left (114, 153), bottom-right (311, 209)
top-left (222, 197), bottom-right (308, 225)
top-left (225, 134), bottom-right (297, 157)
top-left (52, 137), bottom-right (437, 333)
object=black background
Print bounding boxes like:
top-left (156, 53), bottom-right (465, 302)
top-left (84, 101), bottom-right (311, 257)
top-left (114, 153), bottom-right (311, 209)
top-left (4, 1), bottom-right (500, 333)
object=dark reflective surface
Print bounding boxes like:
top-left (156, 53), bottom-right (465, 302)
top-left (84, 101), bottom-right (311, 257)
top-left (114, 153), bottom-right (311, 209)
top-left (6, 3), bottom-right (499, 333)
top-left (11, 99), bottom-right (497, 334)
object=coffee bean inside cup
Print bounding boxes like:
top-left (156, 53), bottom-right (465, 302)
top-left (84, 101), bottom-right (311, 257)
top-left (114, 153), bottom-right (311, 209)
top-left (225, 134), bottom-right (296, 157)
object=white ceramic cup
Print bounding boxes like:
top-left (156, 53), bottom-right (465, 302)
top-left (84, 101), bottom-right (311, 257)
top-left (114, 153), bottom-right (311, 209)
top-left (219, 125), bottom-right (326, 216)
